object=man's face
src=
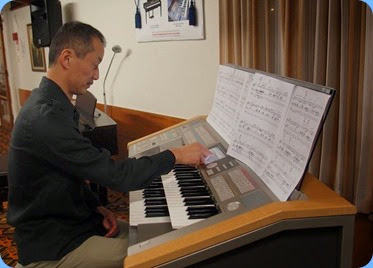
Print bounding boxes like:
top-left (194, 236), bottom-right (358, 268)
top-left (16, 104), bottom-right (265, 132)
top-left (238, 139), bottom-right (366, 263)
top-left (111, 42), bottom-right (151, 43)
top-left (69, 37), bottom-right (104, 96)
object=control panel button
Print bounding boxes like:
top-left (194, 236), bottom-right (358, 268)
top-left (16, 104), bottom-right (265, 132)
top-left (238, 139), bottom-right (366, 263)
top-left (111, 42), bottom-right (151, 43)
top-left (206, 163), bottom-right (218, 169)
top-left (227, 202), bottom-right (240, 211)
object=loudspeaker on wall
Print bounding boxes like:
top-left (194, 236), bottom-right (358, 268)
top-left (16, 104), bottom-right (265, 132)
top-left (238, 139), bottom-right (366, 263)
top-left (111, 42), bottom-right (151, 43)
top-left (30, 0), bottom-right (62, 48)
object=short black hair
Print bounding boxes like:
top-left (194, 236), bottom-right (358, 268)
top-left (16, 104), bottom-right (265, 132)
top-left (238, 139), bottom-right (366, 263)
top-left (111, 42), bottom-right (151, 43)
top-left (48, 21), bottom-right (106, 67)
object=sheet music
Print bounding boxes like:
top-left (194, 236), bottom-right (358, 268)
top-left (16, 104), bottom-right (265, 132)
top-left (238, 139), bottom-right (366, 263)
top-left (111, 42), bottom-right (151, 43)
top-left (207, 65), bottom-right (332, 201)
top-left (207, 65), bottom-right (252, 144)
top-left (227, 73), bottom-right (294, 175)
top-left (260, 86), bottom-right (330, 200)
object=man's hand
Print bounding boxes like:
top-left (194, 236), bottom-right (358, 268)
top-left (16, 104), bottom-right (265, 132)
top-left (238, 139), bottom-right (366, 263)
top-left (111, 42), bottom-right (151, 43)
top-left (170, 142), bottom-right (211, 166)
top-left (97, 206), bottom-right (119, 237)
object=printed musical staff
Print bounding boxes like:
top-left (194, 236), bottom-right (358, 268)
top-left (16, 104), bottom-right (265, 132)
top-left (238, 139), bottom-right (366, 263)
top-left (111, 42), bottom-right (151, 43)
top-left (228, 73), bottom-right (294, 176)
top-left (207, 65), bottom-right (253, 144)
top-left (260, 85), bottom-right (330, 200)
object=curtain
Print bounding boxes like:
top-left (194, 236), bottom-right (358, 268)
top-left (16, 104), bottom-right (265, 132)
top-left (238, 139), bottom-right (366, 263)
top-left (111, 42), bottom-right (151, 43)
top-left (219, 0), bottom-right (373, 213)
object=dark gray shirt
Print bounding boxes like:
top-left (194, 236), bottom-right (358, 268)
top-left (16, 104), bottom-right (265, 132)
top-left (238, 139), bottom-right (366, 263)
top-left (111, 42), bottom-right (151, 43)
top-left (7, 77), bottom-right (175, 265)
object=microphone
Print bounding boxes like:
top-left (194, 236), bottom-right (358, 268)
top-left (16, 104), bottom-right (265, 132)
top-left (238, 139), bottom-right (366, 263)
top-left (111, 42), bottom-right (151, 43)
top-left (112, 45), bottom-right (122, 53)
top-left (103, 45), bottom-right (122, 114)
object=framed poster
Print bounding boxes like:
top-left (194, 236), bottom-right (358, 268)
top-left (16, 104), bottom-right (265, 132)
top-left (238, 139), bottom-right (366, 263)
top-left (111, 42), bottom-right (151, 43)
top-left (136, 0), bottom-right (204, 42)
top-left (26, 24), bottom-right (46, 72)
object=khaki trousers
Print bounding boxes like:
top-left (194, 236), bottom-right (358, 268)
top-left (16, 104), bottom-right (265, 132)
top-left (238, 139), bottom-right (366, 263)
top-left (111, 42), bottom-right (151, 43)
top-left (16, 220), bottom-right (129, 268)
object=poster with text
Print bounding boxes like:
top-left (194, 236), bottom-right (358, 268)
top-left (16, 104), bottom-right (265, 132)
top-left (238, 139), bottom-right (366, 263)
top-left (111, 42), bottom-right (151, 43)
top-left (135, 0), bottom-right (204, 42)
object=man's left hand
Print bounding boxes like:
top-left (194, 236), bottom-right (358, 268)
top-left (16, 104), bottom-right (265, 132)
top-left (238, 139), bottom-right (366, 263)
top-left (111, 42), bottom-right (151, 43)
top-left (97, 206), bottom-right (119, 237)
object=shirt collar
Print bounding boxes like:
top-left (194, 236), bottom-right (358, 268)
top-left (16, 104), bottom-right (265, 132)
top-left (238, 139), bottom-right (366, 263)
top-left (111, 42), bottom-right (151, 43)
top-left (39, 76), bottom-right (80, 123)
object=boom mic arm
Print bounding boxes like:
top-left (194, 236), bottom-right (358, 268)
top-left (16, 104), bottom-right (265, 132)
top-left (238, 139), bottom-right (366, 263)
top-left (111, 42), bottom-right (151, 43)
top-left (103, 45), bottom-right (122, 114)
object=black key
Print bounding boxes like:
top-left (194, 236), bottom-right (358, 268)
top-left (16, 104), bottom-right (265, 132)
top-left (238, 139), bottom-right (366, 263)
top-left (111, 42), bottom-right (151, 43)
top-left (182, 193), bottom-right (210, 198)
top-left (174, 172), bottom-right (201, 176)
top-left (179, 185), bottom-right (206, 190)
top-left (184, 198), bottom-right (215, 206)
top-left (145, 211), bottom-right (170, 217)
top-left (145, 207), bottom-right (168, 213)
top-left (188, 212), bottom-right (218, 219)
top-left (175, 178), bottom-right (203, 182)
top-left (181, 190), bottom-right (209, 196)
top-left (179, 185), bottom-right (206, 189)
top-left (143, 192), bottom-right (165, 198)
top-left (181, 192), bottom-right (209, 197)
top-left (145, 199), bottom-right (167, 206)
top-left (175, 176), bottom-right (202, 181)
top-left (187, 206), bottom-right (218, 212)
top-left (144, 188), bottom-right (165, 192)
top-left (143, 189), bottom-right (165, 194)
top-left (187, 210), bottom-right (218, 217)
top-left (178, 181), bottom-right (204, 187)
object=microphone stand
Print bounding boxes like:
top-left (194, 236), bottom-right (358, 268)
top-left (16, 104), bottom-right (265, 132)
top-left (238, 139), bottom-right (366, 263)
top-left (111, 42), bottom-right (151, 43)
top-left (103, 51), bottom-right (118, 115)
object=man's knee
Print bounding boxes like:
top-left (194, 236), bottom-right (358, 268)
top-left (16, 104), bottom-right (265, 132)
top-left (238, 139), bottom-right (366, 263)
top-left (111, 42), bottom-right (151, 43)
top-left (58, 235), bottom-right (127, 268)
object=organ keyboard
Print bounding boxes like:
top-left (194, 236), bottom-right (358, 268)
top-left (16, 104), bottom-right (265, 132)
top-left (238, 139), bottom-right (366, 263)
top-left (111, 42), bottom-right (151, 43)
top-left (125, 116), bottom-right (356, 268)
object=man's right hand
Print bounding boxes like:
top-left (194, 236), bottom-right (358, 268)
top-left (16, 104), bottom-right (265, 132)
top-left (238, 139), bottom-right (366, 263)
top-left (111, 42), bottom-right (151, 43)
top-left (170, 143), bottom-right (211, 166)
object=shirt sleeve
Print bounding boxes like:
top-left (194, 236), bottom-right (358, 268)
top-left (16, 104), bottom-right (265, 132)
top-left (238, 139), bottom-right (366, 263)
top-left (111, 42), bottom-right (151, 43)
top-left (32, 109), bottom-right (176, 193)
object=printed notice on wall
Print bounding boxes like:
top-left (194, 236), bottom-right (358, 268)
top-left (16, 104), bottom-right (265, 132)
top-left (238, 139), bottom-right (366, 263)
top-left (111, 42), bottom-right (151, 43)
top-left (135, 0), bottom-right (204, 42)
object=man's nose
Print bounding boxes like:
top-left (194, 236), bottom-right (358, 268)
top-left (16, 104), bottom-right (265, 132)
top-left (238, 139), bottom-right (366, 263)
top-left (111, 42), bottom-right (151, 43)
top-left (93, 69), bottom-right (99, 80)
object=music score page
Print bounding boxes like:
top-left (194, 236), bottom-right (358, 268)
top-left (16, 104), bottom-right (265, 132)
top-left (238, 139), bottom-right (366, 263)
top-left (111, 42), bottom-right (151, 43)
top-left (259, 86), bottom-right (330, 200)
top-left (207, 65), bottom-right (253, 144)
top-left (228, 73), bottom-right (294, 177)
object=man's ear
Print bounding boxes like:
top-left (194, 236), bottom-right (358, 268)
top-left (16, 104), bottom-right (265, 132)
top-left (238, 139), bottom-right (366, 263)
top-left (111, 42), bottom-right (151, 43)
top-left (59, 49), bottom-right (73, 69)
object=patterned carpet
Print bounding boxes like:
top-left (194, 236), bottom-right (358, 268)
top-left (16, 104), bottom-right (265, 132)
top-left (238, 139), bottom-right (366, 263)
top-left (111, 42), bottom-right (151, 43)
top-left (0, 127), bottom-right (129, 267)
top-left (0, 128), bottom-right (10, 155)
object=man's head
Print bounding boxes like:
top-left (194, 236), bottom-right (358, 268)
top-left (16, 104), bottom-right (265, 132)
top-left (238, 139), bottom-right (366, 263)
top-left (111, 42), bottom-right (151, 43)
top-left (48, 21), bottom-right (106, 98)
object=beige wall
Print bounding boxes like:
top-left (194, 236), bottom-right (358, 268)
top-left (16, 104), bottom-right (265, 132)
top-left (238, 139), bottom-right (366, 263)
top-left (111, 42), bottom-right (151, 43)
top-left (1, 0), bottom-right (219, 119)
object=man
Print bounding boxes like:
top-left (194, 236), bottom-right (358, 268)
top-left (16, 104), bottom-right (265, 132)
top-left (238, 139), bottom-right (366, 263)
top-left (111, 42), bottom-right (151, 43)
top-left (7, 21), bottom-right (210, 268)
